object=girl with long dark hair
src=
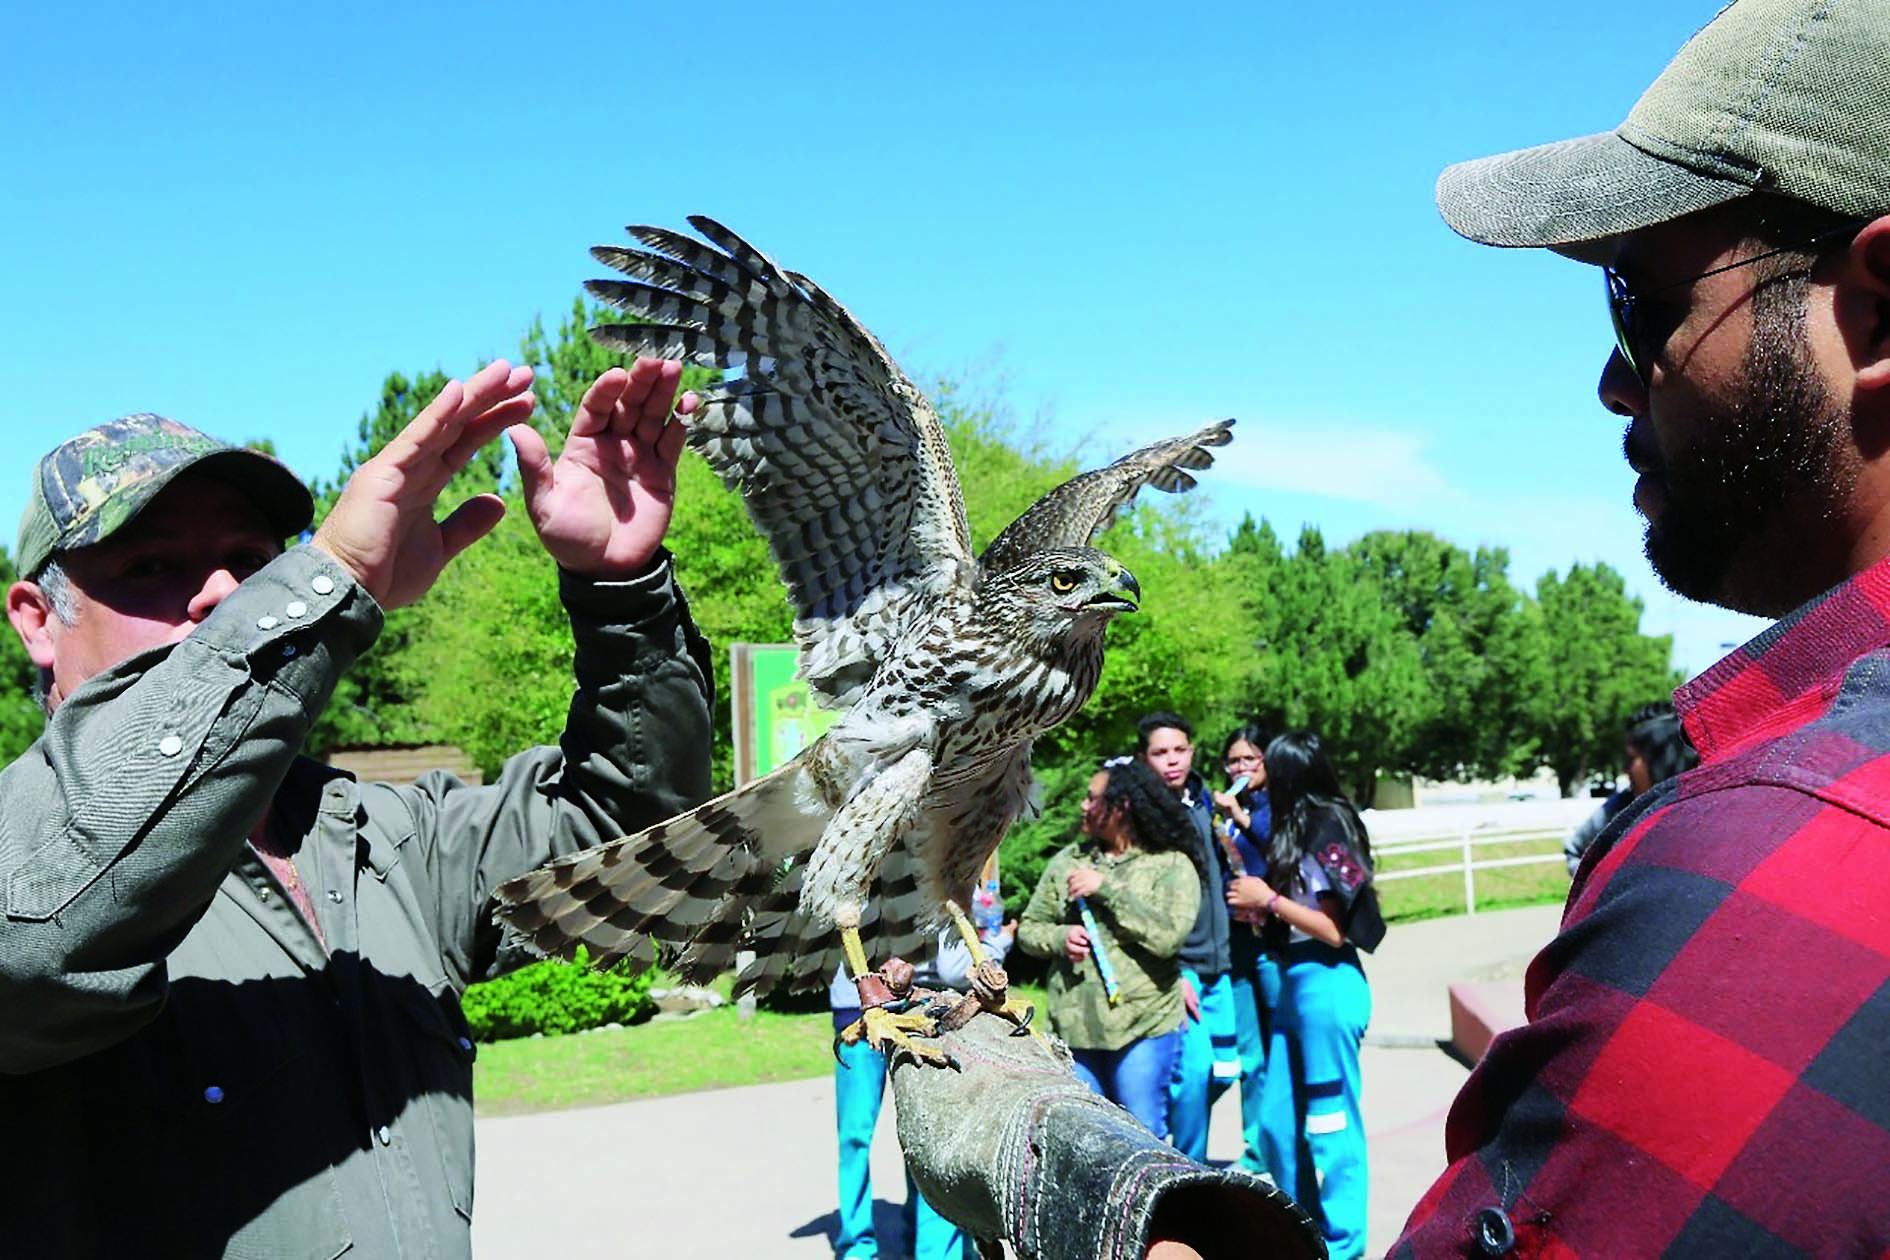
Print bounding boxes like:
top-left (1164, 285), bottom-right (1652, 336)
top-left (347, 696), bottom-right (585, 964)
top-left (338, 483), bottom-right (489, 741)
top-left (1017, 758), bottom-right (1201, 1138)
top-left (1225, 729), bottom-right (1382, 1260)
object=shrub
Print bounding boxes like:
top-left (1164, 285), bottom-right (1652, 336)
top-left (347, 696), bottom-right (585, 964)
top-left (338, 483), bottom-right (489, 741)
top-left (462, 947), bottom-right (657, 1041)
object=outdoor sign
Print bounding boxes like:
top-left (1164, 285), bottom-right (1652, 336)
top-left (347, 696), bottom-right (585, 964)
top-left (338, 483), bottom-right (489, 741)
top-left (729, 643), bottom-right (841, 785)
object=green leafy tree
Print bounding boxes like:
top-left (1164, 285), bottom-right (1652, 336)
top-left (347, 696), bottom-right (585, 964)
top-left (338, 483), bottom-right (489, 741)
top-left (1347, 531), bottom-right (1532, 783)
top-left (1252, 528), bottom-right (1430, 804)
top-left (1524, 562), bottom-right (1681, 794)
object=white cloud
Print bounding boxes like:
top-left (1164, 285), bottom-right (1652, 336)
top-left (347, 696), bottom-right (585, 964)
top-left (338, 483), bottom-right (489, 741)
top-left (1219, 422), bottom-right (1451, 509)
top-left (1100, 416), bottom-right (1454, 515)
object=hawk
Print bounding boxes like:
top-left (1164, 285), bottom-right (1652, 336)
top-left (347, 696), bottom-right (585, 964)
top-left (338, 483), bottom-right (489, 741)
top-left (494, 217), bottom-right (1232, 1060)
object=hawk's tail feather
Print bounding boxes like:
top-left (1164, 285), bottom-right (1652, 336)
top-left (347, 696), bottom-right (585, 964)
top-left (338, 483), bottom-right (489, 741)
top-left (727, 843), bottom-right (941, 999)
top-left (491, 762), bottom-right (824, 974)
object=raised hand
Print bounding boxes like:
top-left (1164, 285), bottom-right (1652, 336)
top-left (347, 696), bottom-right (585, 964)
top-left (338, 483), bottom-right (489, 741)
top-left (508, 359), bottom-right (698, 579)
top-left (313, 360), bottom-right (535, 610)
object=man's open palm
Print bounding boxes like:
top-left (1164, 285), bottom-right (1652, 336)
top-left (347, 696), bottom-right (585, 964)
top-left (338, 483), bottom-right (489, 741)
top-left (510, 359), bottom-right (697, 579)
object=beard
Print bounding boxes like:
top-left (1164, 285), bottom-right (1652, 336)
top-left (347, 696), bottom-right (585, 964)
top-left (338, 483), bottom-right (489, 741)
top-left (1640, 275), bottom-right (1853, 614)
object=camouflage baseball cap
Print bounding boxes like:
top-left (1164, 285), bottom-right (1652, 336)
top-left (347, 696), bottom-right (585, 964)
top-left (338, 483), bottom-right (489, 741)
top-left (1436, 0), bottom-right (1890, 264)
top-left (16, 414), bottom-right (315, 578)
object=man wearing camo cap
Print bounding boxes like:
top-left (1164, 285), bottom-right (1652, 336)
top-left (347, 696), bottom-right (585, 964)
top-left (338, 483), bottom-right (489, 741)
top-left (1394, 1), bottom-right (1890, 1256)
top-left (0, 360), bottom-right (714, 1258)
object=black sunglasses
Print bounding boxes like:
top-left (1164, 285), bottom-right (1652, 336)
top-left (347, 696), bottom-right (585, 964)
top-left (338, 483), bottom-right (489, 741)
top-left (1603, 217), bottom-right (1870, 385)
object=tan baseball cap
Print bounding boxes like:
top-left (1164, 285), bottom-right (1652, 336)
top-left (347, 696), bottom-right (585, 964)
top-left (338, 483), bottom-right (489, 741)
top-left (1436, 0), bottom-right (1890, 264)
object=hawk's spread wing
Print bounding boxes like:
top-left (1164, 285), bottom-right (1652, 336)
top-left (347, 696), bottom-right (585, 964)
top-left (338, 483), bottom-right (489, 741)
top-left (587, 216), bottom-right (975, 708)
top-left (977, 419), bottom-right (1235, 571)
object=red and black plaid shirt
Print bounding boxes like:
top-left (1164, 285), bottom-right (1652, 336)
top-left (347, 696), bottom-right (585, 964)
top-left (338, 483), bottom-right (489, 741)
top-left (1393, 559), bottom-right (1890, 1258)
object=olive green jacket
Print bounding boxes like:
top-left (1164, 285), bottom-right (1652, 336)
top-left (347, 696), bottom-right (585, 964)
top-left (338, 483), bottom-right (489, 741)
top-left (0, 545), bottom-right (713, 1259)
top-left (1015, 842), bottom-right (1199, 1052)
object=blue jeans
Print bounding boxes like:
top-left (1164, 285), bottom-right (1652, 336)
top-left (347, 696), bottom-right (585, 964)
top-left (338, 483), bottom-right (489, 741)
top-left (834, 1012), bottom-right (971, 1260)
top-left (1070, 1028), bottom-right (1182, 1138)
top-left (1258, 943), bottom-right (1372, 1260)
top-left (1166, 967), bottom-right (1239, 1160)
top-left (1229, 936), bottom-right (1279, 1175)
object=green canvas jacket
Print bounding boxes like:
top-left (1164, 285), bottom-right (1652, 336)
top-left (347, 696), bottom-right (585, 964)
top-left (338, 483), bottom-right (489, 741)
top-left (0, 545), bottom-right (713, 1259)
top-left (1015, 841), bottom-right (1198, 1052)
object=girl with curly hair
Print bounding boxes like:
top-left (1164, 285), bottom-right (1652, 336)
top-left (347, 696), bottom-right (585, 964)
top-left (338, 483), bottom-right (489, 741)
top-left (1017, 757), bottom-right (1201, 1138)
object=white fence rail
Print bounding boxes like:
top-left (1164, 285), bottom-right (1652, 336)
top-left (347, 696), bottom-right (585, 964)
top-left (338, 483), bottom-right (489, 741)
top-left (1373, 825), bottom-right (1568, 915)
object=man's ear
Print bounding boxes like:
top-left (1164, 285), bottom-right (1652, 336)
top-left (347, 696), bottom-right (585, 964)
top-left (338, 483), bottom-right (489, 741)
top-left (7, 580), bottom-right (58, 671)
top-left (1843, 215), bottom-right (1890, 396)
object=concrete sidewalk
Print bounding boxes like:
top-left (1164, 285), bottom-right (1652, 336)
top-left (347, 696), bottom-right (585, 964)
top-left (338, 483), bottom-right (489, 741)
top-left (471, 903), bottom-right (1565, 1259)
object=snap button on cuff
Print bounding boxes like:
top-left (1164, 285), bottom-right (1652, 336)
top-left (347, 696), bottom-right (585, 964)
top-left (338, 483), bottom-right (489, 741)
top-left (285, 600), bottom-right (307, 618)
top-left (257, 615), bottom-right (279, 630)
top-left (158, 735), bottom-right (183, 757)
top-left (311, 575), bottom-right (336, 595)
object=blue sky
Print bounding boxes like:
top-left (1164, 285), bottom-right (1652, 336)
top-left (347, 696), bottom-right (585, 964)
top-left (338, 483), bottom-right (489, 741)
top-left (2, 1), bottom-right (1770, 674)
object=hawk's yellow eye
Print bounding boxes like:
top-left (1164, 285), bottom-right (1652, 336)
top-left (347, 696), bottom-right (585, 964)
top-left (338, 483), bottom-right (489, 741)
top-left (1050, 572), bottom-right (1078, 594)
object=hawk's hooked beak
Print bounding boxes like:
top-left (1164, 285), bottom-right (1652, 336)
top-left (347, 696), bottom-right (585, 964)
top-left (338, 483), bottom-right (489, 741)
top-left (1085, 567), bottom-right (1140, 613)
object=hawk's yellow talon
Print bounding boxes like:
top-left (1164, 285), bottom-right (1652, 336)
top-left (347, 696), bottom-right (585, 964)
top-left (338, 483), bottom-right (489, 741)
top-left (841, 1004), bottom-right (953, 1069)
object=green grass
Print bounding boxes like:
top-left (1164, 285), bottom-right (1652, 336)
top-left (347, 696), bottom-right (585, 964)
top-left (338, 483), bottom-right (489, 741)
top-left (473, 978), bottom-right (1051, 1115)
top-left (474, 1005), bottom-right (836, 1114)
top-left (1376, 832), bottom-right (1571, 923)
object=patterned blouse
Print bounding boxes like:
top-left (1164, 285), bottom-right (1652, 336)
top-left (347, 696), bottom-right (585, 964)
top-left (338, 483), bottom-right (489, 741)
top-left (1017, 840), bottom-right (1200, 1051)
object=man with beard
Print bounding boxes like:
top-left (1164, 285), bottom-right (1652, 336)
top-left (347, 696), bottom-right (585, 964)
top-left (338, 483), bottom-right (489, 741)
top-left (1394, 1), bottom-right (1890, 1256)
